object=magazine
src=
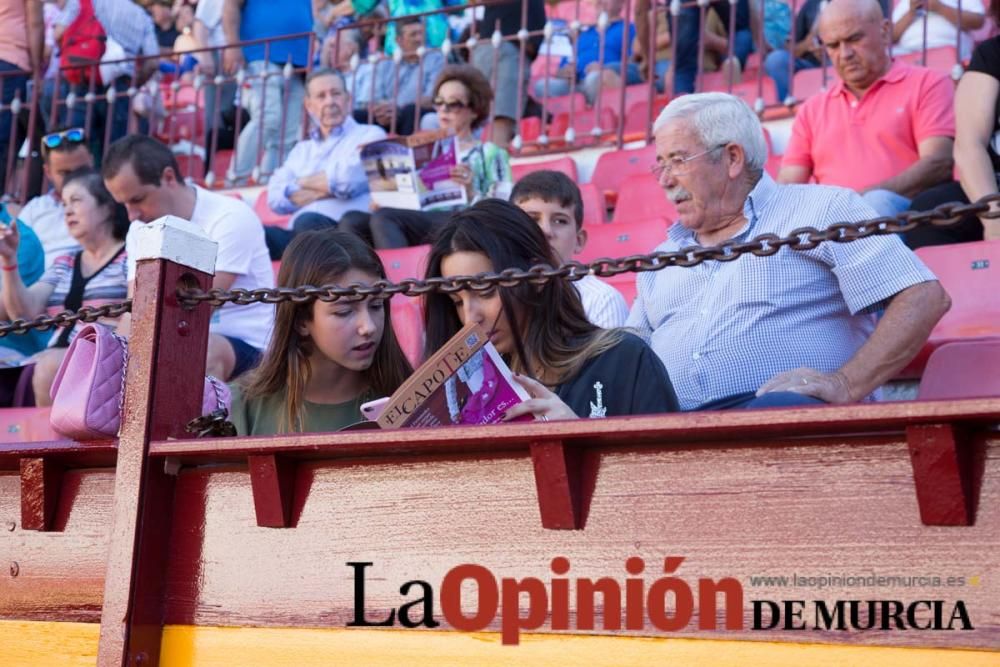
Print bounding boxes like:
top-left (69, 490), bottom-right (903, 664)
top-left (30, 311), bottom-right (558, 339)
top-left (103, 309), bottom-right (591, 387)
top-left (360, 129), bottom-right (468, 211)
top-left (376, 321), bottom-right (533, 429)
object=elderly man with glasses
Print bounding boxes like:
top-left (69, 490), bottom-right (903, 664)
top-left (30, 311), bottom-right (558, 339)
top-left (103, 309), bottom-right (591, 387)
top-left (263, 68), bottom-right (386, 259)
top-left (626, 93), bottom-right (951, 411)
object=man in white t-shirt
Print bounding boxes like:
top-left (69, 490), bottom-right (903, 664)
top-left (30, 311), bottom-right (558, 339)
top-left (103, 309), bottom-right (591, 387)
top-left (102, 135), bottom-right (275, 381)
top-left (16, 127), bottom-right (92, 269)
top-left (510, 170), bottom-right (629, 329)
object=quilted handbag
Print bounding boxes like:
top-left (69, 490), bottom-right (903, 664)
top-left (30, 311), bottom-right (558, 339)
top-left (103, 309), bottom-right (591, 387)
top-left (49, 323), bottom-right (231, 440)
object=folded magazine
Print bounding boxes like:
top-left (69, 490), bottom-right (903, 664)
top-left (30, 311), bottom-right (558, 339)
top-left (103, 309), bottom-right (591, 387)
top-left (377, 321), bottom-right (533, 428)
top-left (360, 129), bottom-right (468, 211)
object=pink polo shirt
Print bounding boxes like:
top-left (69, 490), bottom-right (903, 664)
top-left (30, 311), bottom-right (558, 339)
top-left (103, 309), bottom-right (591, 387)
top-left (782, 60), bottom-right (955, 192)
top-left (0, 1), bottom-right (30, 72)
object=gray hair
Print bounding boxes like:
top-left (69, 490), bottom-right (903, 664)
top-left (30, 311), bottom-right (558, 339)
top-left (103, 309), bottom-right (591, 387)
top-left (653, 93), bottom-right (768, 171)
top-left (306, 67), bottom-right (347, 93)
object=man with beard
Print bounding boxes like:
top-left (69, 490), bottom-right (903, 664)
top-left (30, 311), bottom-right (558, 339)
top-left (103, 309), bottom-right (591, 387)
top-left (263, 68), bottom-right (387, 258)
top-left (626, 92), bottom-right (951, 411)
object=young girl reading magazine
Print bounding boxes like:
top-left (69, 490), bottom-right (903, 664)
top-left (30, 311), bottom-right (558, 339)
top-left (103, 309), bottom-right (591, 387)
top-left (230, 231), bottom-right (413, 435)
top-left (423, 199), bottom-right (679, 421)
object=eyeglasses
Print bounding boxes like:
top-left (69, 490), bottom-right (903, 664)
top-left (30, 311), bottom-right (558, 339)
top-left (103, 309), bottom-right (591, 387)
top-left (433, 98), bottom-right (469, 113)
top-left (650, 144), bottom-right (728, 178)
top-left (42, 127), bottom-right (85, 151)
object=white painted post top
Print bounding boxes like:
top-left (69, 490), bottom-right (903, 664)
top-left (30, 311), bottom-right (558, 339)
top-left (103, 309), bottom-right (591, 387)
top-left (131, 215), bottom-right (218, 275)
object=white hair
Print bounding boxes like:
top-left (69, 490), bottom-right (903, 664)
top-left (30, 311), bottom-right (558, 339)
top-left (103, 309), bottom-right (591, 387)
top-left (652, 93), bottom-right (769, 172)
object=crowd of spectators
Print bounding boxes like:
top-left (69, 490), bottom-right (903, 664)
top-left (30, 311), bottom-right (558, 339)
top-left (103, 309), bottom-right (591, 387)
top-left (0, 0), bottom-right (996, 429)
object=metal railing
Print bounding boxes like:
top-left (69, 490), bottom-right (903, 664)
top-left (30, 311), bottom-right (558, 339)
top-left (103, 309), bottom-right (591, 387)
top-left (0, 0), bottom-right (987, 201)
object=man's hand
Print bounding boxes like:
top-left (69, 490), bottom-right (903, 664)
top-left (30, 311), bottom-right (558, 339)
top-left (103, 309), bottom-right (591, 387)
top-left (289, 188), bottom-right (324, 208)
top-left (372, 102), bottom-right (395, 126)
top-left (222, 46), bottom-right (245, 75)
top-left (0, 220), bottom-right (21, 265)
top-left (555, 63), bottom-right (576, 80)
top-left (756, 367), bottom-right (854, 403)
top-left (503, 374), bottom-right (579, 422)
top-left (297, 171), bottom-right (329, 194)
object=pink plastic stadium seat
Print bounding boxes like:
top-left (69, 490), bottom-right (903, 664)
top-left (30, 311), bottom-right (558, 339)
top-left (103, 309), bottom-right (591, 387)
top-left (613, 173), bottom-right (676, 223)
top-left (254, 189), bottom-right (291, 229)
top-left (726, 78), bottom-right (780, 108)
top-left (519, 116), bottom-right (541, 143)
top-left (378, 245), bottom-right (431, 283)
top-left (511, 155), bottom-right (579, 184)
top-left (590, 144), bottom-right (658, 201)
top-left (175, 154), bottom-right (205, 181)
top-left (580, 182), bottom-right (607, 225)
top-left (574, 219), bottom-right (668, 264)
top-left (917, 338), bottom-right (1000, 400)
top-left (537, 92), bottom-right (587, 116)
top-left (549, 107), bottom-right (619, 143)
top-left (897, 46), bottom-right (959, 75)
top-left (391, 295), bottom-right (425, 367)
top-left (594, 84), bottom-right (656, 117)
top-left (898, 240), bottom-right (1000, 378)
top-left (790, 67), bottom-right (837, 102)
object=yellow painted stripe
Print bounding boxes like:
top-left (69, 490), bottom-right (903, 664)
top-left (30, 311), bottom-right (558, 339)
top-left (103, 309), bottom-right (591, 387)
top-left (0, 620), bottom-right (99, 666)
top-left (2, 620), bottom-right (998, 666)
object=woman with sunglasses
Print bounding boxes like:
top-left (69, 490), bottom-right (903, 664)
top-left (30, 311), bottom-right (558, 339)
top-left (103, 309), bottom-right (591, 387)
top-left (0, 168), bottom-right (129, 406)
top-left (340, 65), bottom-right (512, 249)
top-left (423, 199), bottom-right (679, 421)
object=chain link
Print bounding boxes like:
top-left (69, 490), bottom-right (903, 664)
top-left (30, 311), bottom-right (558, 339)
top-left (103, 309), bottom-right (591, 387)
top-left (178, 193), bottom-right (1000, 308)
top-left (1, 193), bottom-right (996, 327)
top-left (0, 301), bottom-right (132, 338)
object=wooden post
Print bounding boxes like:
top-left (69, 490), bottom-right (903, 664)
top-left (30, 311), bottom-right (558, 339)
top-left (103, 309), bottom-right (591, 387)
top-left (97, 217), bottom-right (217, 666)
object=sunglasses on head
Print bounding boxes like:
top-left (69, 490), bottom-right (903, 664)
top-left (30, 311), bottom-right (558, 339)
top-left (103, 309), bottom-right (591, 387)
top-left (433, 98), bottom-right (469, 113)
top-left (42, 128), bottom-right (85, 151)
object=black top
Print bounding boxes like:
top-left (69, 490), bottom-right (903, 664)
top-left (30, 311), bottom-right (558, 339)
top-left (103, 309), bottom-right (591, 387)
top-left (555, 332), bottom-right (678, 419)
top-left (481, 0), bottom-right (546, 56)
top-left (968, 36), bottom-right (1000, 173)
top-left (155, 25), bottom-right (179, 49)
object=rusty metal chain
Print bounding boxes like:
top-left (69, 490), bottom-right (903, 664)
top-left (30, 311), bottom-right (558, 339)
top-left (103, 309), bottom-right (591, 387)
top-left (0, 301), bottom-right (132, 338)
top-left (178, 193), bottom-right (1000, 308)
top-left (1, 193), bottom-right (995, 330)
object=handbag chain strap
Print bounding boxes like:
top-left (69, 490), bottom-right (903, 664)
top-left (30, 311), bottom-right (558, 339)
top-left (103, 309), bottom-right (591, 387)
top-left (114, 332), bottom-right (129, 431)
top-left (185, 376), bottom-right (236, 438)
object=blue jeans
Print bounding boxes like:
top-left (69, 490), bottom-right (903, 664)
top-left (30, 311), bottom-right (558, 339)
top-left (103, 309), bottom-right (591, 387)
top-left (533, 62), bottom-right (643, 105)
top-left (694, 391), bottom-right (827, 410)
top-left (233, 60), bottom-right (306, 181)
top-left (64, 75), bottom-right (145, 167)
top-left (673, 3), bottom-right (754, 95)
top-left (0, 61), bottom-right (28, 193)
top-left (764, 49), bottom-right (820, 102)
top-left (862, 189), bottom-right (911, 217)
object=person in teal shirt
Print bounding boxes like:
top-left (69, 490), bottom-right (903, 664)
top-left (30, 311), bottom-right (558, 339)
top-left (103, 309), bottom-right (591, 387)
top-left (0, 208), bottom-right (51, 365)
top-left (352, 0), bottom-right (465, 56)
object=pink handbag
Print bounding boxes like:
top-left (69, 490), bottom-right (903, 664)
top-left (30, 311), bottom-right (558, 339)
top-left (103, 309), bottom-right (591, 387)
top-left (49, 323), bottom-right (231, 440)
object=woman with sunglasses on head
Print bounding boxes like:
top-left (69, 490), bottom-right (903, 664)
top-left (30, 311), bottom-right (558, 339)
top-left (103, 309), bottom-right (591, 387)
top-left (231, 230), bottom-right (413, 435)
top-left (339, 65), bottom-right (513, 249)
top-left (0, 168), bottom-right (129, 406)
top-left (423, 199), bottom-right (679, 422)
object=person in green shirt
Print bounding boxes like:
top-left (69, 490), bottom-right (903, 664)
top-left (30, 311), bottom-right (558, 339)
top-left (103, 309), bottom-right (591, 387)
top-left (230, 230), bottom-right (413, 435)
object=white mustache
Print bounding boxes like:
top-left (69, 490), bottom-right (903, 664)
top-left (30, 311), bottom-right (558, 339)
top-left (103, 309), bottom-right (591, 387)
top-left (666, 187), bottom-right (692, 203)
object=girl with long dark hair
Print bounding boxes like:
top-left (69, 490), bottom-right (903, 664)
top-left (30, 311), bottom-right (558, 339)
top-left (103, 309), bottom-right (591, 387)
top-left (423, 199), bottom-right (678, 421)
top-left (232, 230), bottom-right (413, 434)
